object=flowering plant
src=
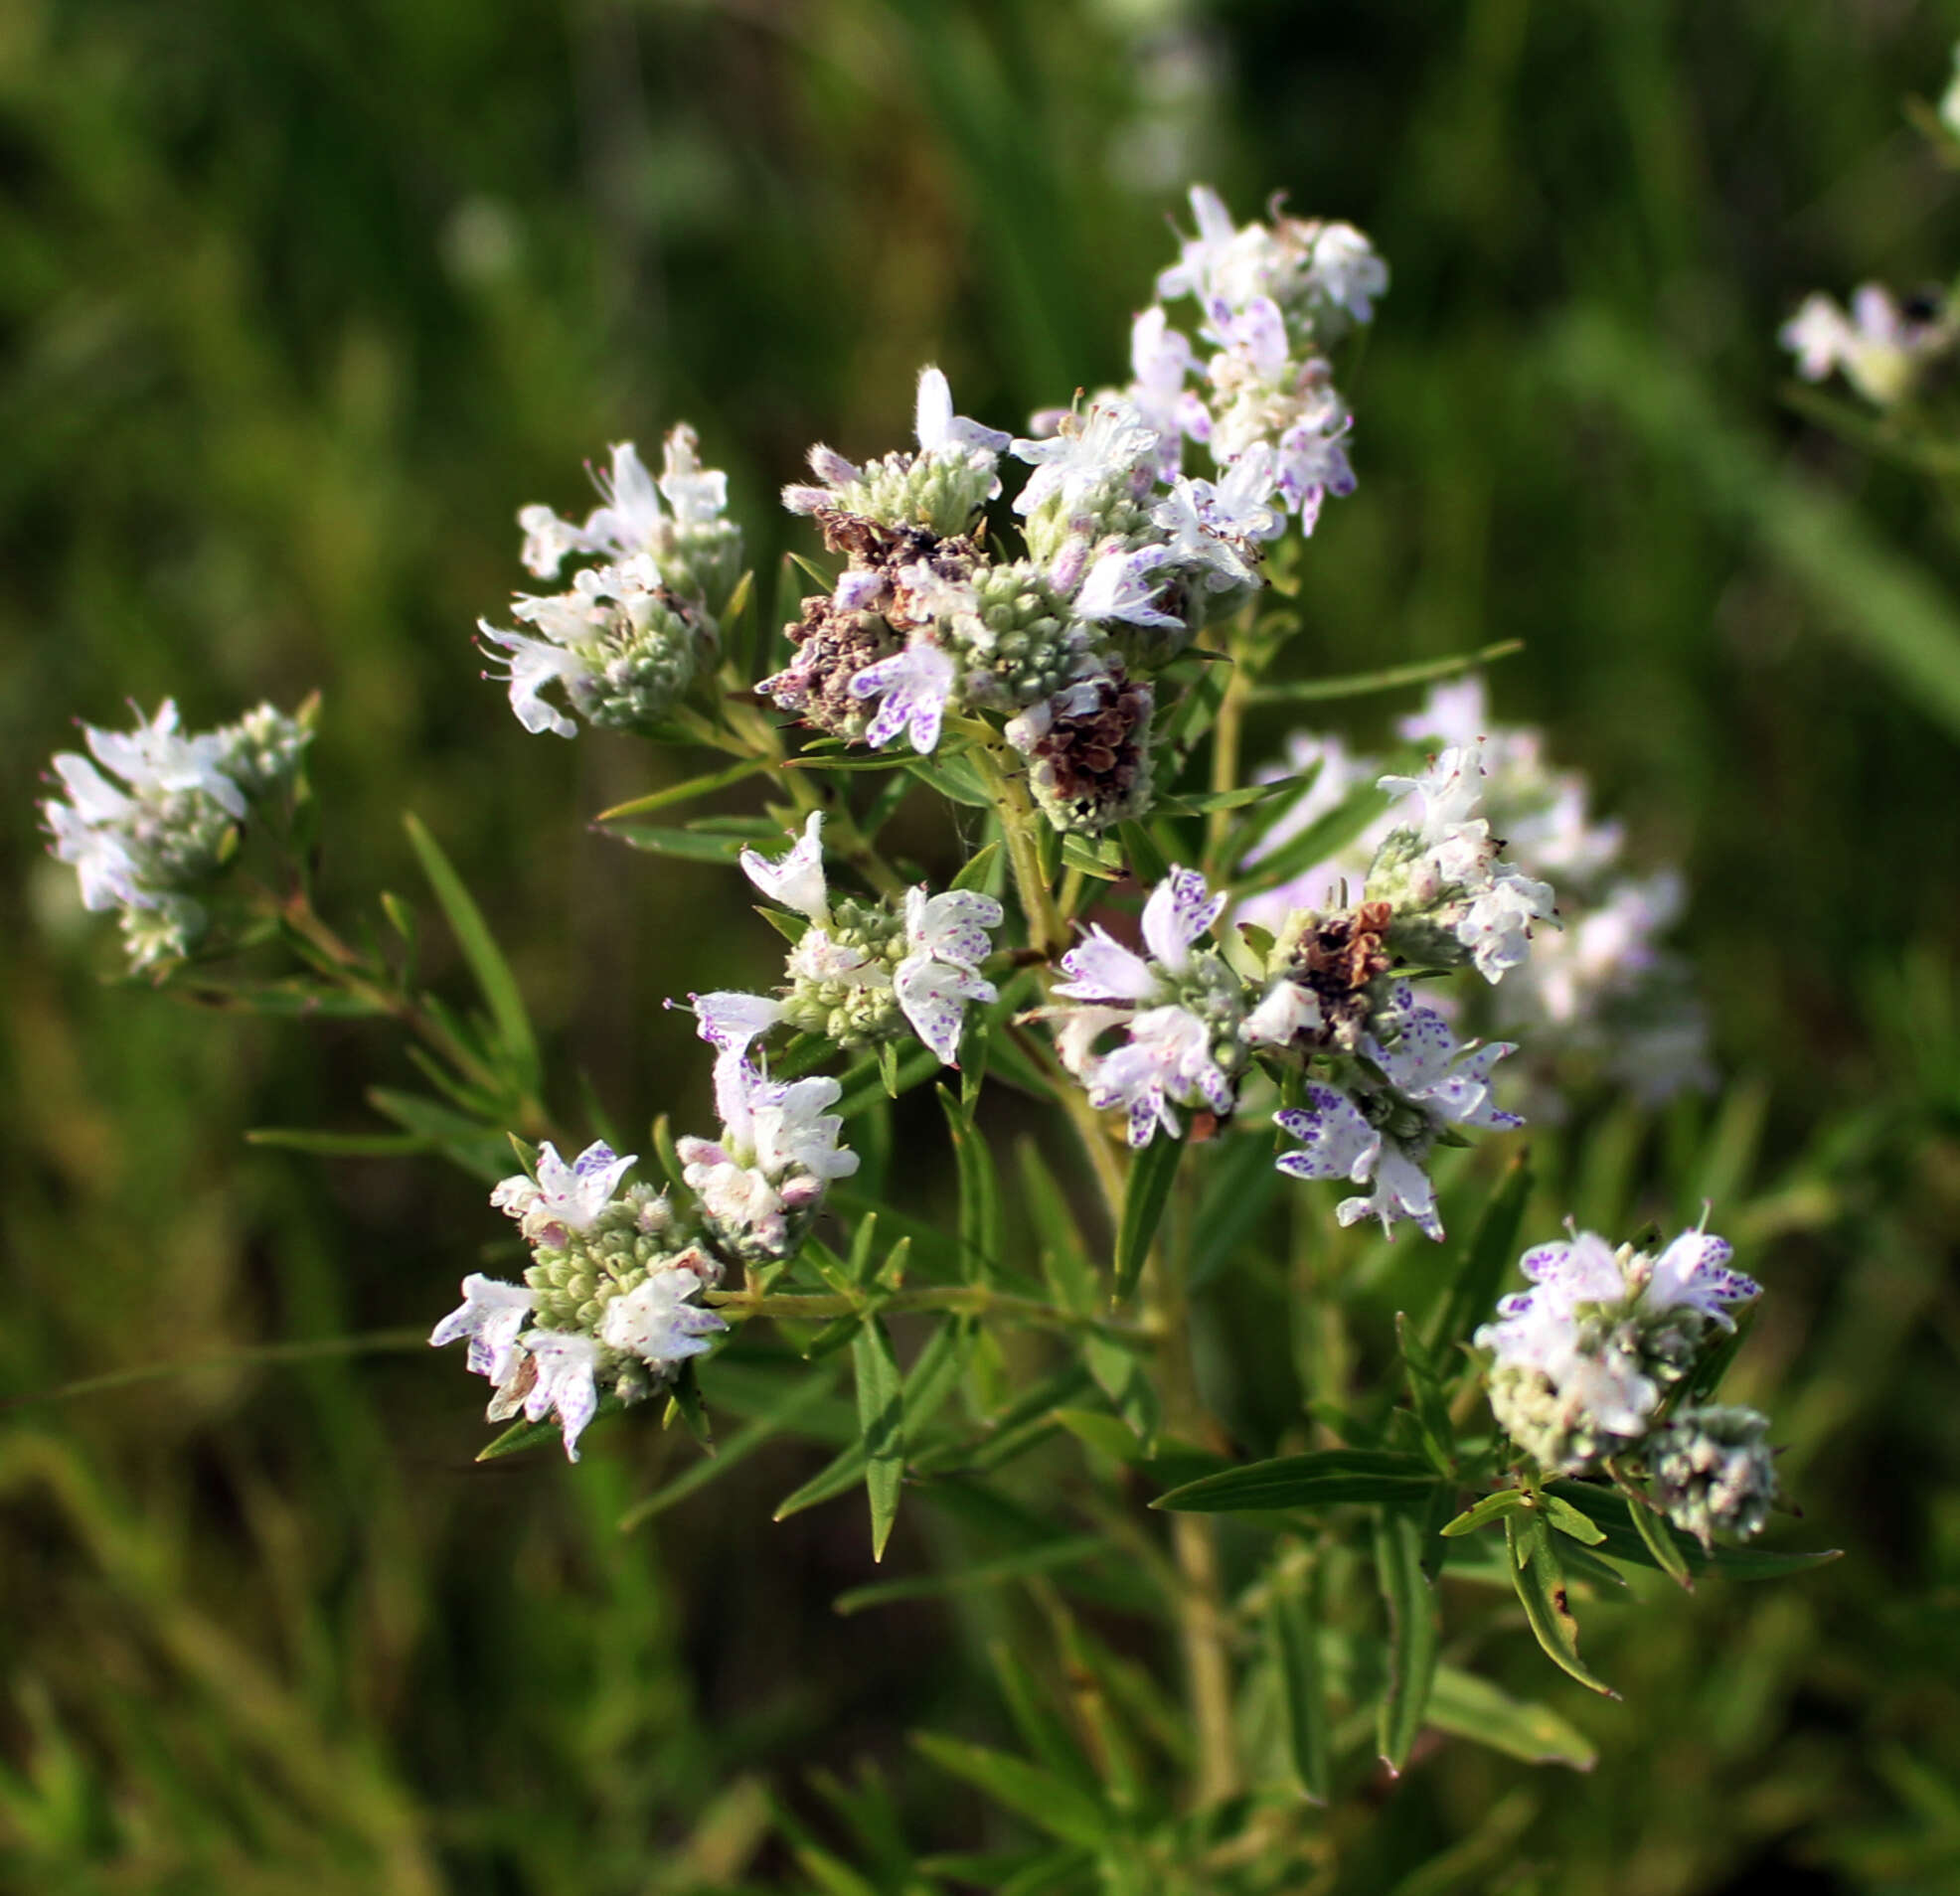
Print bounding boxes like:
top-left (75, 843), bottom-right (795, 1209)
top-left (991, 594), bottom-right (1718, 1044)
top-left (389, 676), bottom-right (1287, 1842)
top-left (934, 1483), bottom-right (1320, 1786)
top-left (40, 185), bottom-right (1831, 1887)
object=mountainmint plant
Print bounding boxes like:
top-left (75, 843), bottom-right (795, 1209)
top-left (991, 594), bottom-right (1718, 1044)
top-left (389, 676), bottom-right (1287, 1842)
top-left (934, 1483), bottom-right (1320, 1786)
top-left (41, 183), bottom-right (1832, 1891)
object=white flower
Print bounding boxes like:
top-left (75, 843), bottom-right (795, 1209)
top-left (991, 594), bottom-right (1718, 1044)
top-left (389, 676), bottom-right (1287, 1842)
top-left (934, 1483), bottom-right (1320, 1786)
top-left (1156, 184), bottom-right (1251, 305)
top-left (1125, 306), bottom-right (1206, 477)
top-left (491, 1140), bottom-right (636, 1245)
top-left (44, 765), bottom-right (145, 911)
top-left (1070, 547), bottom-right (1179, 631)
top-left (1273, 991), bottom-right (1522, 1241)
top-left (598, 1263), bottom-right (726, 1370)
top-left (85, 701), bottom-right (246, 820)
top-left (1050, 868), bottom-right (1237, 1147)
top-left (1087, 1003), bottom-right (1234, 1146)
top-left (740, 812), bottom-right (831, 920)
top-left (1010, 396), bottom-right (1161, 515)
top-left (1056, 866), bottom-right (1223, 1002)
top-left (429, 1273), bottom-right (537, 1387)
top-left (850, 639), bottom-right (957, 752)
top-left (476, 621), bottom-right (592, 738)
top-left (913, 365), bottom-right (1011, 457)
top-left (1243, 979), bottom-right (1322, 1048)
top-left (893, 884), bottom-right (1002, 1062)
top-left (1779, 285), bottom-right (1955, 407)
top-left (1308, 223), bottom-right (1388, 324)
top-left (519, 441), bottom-right (664, 578)
top-left (678, 1049), bottom-right (859, 1256)
top-left (658, 423), bottom-right (728, 524)
top-left (515, 1331), bottom-right (603, 1460)
top-left (683, 989), bottom-right (787, 1056)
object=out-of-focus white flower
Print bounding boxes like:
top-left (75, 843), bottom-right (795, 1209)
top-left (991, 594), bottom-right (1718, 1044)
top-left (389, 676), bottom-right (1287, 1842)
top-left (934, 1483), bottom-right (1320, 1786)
top-left (1779, 284), bottom-right (1955, 407)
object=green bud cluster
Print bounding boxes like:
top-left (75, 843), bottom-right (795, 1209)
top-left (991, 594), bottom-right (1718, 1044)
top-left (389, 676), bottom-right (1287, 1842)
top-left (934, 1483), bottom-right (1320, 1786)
top-left (1648, 1404), bottom-right (1778, 1546)
top-left (1019, 482), bottom-right (1152, 567)
top-left (125, 791), bottom-right (238, 889)
top-left (1173, 950), bottom-right (1253, 1082)
top-left (570, 592), bottom-right (717, 734)
top-left (778, 898), bottom-right (908, 1046)
top-left (523, 1188), bottom-right (688, 1331)
top-left (214, 704), bottom-right (314, 801)
top-left (1486, 1303), bottom-right (1710, 1475)
top-left (656, 519), bottom-right (744, 618)
top-left (950, 561), bottom-right (1097, 711)
top-left (830, 450), bottom-right (996, 541)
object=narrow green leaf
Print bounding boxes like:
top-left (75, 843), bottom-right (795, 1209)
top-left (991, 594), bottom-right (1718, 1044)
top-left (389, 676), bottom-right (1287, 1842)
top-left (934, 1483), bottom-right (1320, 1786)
top-left (834, 1535), bottom-right (1104, 1616)
top-left (909, 1735), bottom-right (1108, 1849)
top-left (1375, 1506), bottom-right (1441, 1772)
top-left (853, 1318), bottom-right (904, 1562)
top-left (477, 1392), bottom-right (627, 1461)
top-left (1160, 772), bottom-right (1312, 815)
top-left (904, 750), bottom-right (994, 808)
top-left (246, 1126), bottom-right (431, 1159)
top-left (1424, 1152), bottom-right (1533, 1372)
top-left (1084, 1335), bottom-right (1161, 1453)
top-left (1542, 1493), bottom-right (1608, 1548)
top-left (1396, 1313), bottom-right (1455, 1474)
top-left (1153, 1450), bottom-right (1441, 1513)
top-left (986, 1642), bottom-right (1101, 1797)
top-left (952, 841), bottom-right (1003, 892)
top-left (663, 1360), bottom-right (713, 1449)
top-left (1425, 1666), bottom-right (1597, 1771)
top-left (1545, 1481), bottom-right (1841, 1581)
top-left (597, 823), bottom-right (747, 862)
top-left (593, 756), bottom-right (771, 823)
top-left (1113, 1133), bottom-right (1183, 1302)
top-left (1115, 820), bottom-right (1169, 884)
top-left (939, 1085), bottom-right (1002, 1281)
top-left (403, 811), bottom-right (541, 1096)
top-left (834, 1043), bottom-right (940, 1120)
top-left (1439, 1489), bottom-right (1529, 1538)
top-left (620, 1369), bottom-right (842, 1530)
top-left (1187, 1128), bottom-right (1282, 1291)
top-left (1018, 1139), bottom-right (1096, 1315)
top-left (1265, 1571), bottom-right (1332, 1802)
top-left (1238, 778), bottom-right (1393, 895)
top-left (1249, 640), bottom-right (1525, 707)
top-left (1505, 1509), bottom-right (1617, 1697)
top-left (1621, 1487), bottom-right (1694, 1588)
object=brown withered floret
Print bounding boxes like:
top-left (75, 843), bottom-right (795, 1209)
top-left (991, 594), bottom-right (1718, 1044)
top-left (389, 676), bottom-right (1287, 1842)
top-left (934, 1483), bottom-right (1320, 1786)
top-left (1283, 900), bottom-right (1394, 1046)
top-left (760, 594), bottom-right (900, 741)
top-left (1025, 674), bottom-right (1154, 834)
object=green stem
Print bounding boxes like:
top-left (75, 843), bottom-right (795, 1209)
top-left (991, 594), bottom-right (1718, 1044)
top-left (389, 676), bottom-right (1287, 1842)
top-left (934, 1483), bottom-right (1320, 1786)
top-left (730, 699), bottom-right (906, 898)
top-left (963, 726), bottom-right (1067, 957)
top-left (701, 1285), bottom-right (1146, 1341)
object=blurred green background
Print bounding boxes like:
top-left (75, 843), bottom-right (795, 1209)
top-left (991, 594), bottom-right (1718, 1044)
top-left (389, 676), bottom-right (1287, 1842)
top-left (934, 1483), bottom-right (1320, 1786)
top-left (5, 0), bottom-right (1960, 1890)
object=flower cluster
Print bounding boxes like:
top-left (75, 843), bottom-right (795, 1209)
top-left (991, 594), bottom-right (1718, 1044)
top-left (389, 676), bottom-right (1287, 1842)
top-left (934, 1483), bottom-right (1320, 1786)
top-left (678, 1049), bottom-right (860, 1263)
top-left (1779, 284), bottom-right (1955, 408)
top-left (42, 699), bottom-right (313, 970)
top-left (1243, 676), bottom-right (1709, 1104)
top-left (480, 427), bottom-right (740, 738)
top-left (1048, 866), bottom-right (1249, 1147)
top-left (431, 1141), bottom-right (727, 1459)
top-left (1127, 184), bottom-right (1386, 532)
top-left (1272, 985), bottom-right (1521, 1240)
top-left (1477, 1224), bottom-right (1776, 1544)
top-left (690, 814), bottom-right (1003, 1067)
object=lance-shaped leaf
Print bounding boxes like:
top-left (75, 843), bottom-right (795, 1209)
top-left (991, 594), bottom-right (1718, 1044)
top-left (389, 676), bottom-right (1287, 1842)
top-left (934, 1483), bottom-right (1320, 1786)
top-left (853, 1317), bottom-right (904, 1561)
top-left (403, 811), bottom-right (542, 1098)
top-left (1425, 1665), bottom-right (1597, 1771)
top-left (1113, 1133), bottom-right (1183, 1302)
top-left (1265, 1570), bottom-right (1332, 1803)
top-left (1505, 1507), bottom-right (1618, 1697)
top-left (1546, 1481), bottom-right (1840, 1582)
top-left (1153, 1449), bottom-right (1441, 1513)
top-left (1439, 1489), bottom-right (1531, 1538)
top-left (909, 1735), bottom-right (1109, 1850)
top-left (834, 1535), bottom-right (1105, 1617)
top-left (938, 1085), bottom-right (1002, 1283)
top-left (1375, 1505), bottom-right (1441, 1772)
top-left (1238, 776), bottom-right (1394, 895)
top-left (774, 1315), bottom-right (974, 1522)
top-left (593, 755), bottom-right (772, 823)
top-left (1423, 1152), bottom-right (1533, 1375)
